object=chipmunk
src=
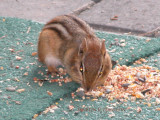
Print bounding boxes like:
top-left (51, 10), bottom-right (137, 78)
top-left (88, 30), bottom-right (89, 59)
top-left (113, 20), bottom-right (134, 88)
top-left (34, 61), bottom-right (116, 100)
top-left (38, 15), bottom-right (112, 91)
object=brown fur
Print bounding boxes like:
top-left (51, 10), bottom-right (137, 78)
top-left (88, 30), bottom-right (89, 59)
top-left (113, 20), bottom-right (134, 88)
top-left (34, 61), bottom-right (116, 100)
top-left (38, 15), bottom-right (112, 91)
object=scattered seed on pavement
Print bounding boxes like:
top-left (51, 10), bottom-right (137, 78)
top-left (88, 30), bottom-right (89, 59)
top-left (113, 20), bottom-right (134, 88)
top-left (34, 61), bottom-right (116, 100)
top-left (16, 89), bottom-right (25, 93)
top-left (47, 91), bottom-right (53, 96)
top-left (6, 86), bottom-right (16, 92)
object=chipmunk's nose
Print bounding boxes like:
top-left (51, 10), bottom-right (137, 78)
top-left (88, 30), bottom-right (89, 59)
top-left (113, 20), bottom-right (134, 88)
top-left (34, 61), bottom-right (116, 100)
top-left (86, 87), bottom-right (90, 92)
top-left (85, 86), bottom-right (92, 92)
top-left (82, 82), bottom-right (92, 92)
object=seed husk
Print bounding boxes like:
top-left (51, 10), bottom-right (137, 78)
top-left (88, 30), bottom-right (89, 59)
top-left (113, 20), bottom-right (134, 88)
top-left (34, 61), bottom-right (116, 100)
top-left (141, 89), bottom-right (151, 95)
top-left (121, 83), bottom-right (130, 88)
top-left (105, 89), bottom-right (112, 94)
top-left (133, 81), bottom-right (140, 85)
top-left (16, 89), bottom-right (25, 93)
top-left (6, 87), bottom-right (16, 92)
top-left (138, 78), bottom-right (146, 82)
top-left (15, 101), bottom-right (21, 105)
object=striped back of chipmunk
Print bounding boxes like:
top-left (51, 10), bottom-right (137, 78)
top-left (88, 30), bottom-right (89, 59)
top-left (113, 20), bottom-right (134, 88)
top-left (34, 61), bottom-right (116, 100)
top-left (43, 15), bottom-right (96, 41)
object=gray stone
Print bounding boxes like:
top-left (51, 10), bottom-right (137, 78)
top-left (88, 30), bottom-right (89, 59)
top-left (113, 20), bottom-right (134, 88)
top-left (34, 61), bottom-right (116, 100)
top-left (0, 0), bottom-right (91, 23)
top-left (78, 0), bottom-right (160, 34)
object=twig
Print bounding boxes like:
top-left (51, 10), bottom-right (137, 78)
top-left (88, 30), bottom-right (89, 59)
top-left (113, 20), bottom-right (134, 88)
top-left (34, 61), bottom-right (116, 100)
top-left (26, 27), bottom-right (31, 33)
top-left (0, 36), bottom-right (6, 40)
top-left (140, 26), bottom-right (160, 37)
top-left (70, 0), bottom-right (102, 15)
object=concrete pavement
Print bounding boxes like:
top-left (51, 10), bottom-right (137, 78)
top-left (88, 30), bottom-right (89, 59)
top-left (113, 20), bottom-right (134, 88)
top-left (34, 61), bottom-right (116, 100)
top-left (0, 0), bottom-right (160, 36)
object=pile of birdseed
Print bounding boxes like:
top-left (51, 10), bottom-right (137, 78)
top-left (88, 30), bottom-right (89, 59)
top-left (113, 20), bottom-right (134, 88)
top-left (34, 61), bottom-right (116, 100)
top-left (34, 63), bottom-right (160, 103)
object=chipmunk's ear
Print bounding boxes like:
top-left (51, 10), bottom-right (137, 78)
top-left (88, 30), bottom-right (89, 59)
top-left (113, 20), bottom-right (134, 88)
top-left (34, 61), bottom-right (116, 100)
top-left (79, 38), bottom-right (87, 55)
top-left (101, 39), bottom-right (106, 56)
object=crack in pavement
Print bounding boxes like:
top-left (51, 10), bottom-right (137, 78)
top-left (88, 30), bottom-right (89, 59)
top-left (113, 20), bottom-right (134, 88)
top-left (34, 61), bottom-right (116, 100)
top-left (89, 23), bottom-right (146, 36)
top-left (140, 26), bottom-right (160, 38)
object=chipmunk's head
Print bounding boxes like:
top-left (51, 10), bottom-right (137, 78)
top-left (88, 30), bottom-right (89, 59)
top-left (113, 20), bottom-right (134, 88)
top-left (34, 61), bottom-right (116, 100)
top-left (78, 38), bottom-right (112, 92)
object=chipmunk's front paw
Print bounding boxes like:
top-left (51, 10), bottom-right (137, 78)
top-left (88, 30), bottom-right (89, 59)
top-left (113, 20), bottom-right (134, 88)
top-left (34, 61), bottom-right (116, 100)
top-left (47, 66), bottom-right (59, 75)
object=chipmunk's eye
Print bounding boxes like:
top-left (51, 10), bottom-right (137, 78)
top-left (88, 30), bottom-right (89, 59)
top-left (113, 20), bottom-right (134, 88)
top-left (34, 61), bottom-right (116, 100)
top-left (99, 71), bottom-right (103, 76)
top-left (99, 65), bottom-right (103, 76)
top-left (80, 67), bottom-right (83, 72)
top-left (80, 63), bottom-right (83, 73)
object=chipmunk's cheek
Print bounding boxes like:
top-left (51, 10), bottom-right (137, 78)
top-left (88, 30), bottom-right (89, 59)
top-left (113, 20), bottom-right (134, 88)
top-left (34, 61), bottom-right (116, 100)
top-left (81, 80), bottom-right (86, 90)
top-left (96, 79), bottom-right (105, 87)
